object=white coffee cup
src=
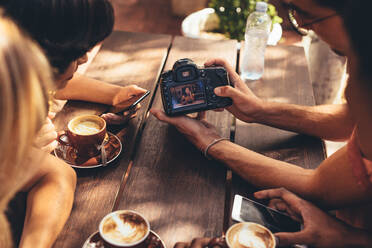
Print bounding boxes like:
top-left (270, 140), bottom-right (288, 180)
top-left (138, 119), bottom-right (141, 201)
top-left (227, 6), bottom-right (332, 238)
top-left (99, 210), bottom-right (150, 247)
top-left (226, 222), bottom-right (276, 248)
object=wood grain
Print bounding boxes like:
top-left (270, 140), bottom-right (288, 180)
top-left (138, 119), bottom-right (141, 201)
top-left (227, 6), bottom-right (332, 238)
top-left (8, 33), bottom-right (325, 248)
top-left (231, 44), bottom-right (326, 220)
top-left (115, 36), bottom-right (238, 248)
top-left (52, 31), bottom-right (172, 248)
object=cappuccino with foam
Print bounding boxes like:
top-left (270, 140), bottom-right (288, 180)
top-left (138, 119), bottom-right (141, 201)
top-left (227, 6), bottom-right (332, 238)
top-left (71, 120), bottom-right (102, 135)
top-left (226, 223), bottom-right (275, 248)
top-left (99, 210), bottom-right (150, 247)
top-left (58, 115), bottom-right (107, 162)
top-left (69, 116), bottom-right (104, 135)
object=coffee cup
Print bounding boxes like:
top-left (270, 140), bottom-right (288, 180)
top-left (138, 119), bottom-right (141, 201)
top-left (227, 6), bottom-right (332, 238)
top-left (225, 222), bottom-right (276, 248)
top-left (207, 222), bottom-right (275, 248)
top-left (58, 115), bottom-right (107, 161)
top-left (99, 210), bottom-right (150, 248)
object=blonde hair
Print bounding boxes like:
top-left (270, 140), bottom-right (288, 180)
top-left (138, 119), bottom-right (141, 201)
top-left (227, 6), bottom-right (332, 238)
top-left (0, 10), bottom-right (53, 247)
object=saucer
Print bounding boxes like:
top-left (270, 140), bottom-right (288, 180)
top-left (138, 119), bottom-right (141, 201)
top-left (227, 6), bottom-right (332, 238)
top-left (54, 132), bottom-right (122, 169)
top-left (82, 230), bottom-right (166, 248)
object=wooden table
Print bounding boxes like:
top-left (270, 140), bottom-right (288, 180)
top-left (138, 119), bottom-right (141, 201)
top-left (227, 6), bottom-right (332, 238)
top-left (23, 31), bottom-right (327, 247)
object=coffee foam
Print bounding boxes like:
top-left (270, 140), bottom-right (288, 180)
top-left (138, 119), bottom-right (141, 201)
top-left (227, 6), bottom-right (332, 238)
top-left (227, 223), bottom-right (274, 248)
top-left (102, 212), bottom-right (148, 245)
top-left (71, 120), bottom-right (102, 135)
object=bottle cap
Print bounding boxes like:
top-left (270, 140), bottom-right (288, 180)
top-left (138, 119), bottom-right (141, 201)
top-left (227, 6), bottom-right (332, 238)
top-left (256, 2), bottom-right (268, 12)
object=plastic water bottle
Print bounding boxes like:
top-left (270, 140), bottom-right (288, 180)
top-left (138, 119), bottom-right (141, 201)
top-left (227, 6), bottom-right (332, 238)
top-left (241, 2), bottom-right (272, 81)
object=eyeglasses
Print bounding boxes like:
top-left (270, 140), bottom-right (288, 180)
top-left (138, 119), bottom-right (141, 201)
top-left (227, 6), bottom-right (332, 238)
top-left (285, 3), bottom-right (339, 36)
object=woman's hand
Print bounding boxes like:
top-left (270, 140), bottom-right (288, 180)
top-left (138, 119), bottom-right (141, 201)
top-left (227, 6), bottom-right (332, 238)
top-left (101, 104), bottom-right (141, 125)
top-left (150, 109), bottom-right (221, 151)
top-left (205, 58), bottom-right (265, 123)
top-left (112, 85), bottom-right (148, 109)
top-left (103, 85), bottom-right (147, 125)
top-left (33, 117), bottom-right (58, 153)
top-left (174, 238), bottom-right (214, 248)
top-left (254, 188), bottom-right (369, 248)
top-left (174, 236), bottom-right (227, 248)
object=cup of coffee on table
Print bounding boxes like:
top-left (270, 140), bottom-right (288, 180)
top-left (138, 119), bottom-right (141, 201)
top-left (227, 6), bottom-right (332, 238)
top-left (99, 210), bottom-right (150, 248)
top-left (225, 222), bottom-right (275, 248)
top-left (58, 114), bottom-right (107, 163)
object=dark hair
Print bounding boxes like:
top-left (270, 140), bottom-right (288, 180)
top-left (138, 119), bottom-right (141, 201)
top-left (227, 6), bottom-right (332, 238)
top-left (315, 1), bottom-right (371, 82)
top-left (0, 0), bottom-right (114, 74)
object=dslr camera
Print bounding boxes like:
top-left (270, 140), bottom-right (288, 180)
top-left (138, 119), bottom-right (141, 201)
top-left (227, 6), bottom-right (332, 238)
top-left (160, 58), bottom-right (232, 116)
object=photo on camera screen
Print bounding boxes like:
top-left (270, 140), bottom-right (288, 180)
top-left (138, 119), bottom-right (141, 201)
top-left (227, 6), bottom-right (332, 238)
top-left (170, 81), bottom-right (205, 110)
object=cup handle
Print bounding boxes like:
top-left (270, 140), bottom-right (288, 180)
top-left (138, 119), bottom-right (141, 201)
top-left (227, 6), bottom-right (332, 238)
top-left (57, 132), bottom-right (71, 146)
top-left (208, 236), bottom-right (227, 248)
top-left (98, 133), bottom-right (109, 166)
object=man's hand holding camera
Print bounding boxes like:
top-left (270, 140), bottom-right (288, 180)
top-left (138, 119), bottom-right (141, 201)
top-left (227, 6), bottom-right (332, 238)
top-left (150, 109), bottom-right (222, 154)
top-left (151, 58), bottom-right (264, 157)
top-left (205, 58), bottom-right (264, 123)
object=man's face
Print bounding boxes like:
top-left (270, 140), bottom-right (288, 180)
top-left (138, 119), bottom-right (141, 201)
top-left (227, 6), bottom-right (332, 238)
top-left (282, 0), bottom-right (350, 56)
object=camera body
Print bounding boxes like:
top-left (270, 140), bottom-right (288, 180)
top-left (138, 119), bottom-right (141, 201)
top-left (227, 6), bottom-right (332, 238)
top-left (160, 58), bottom-right (232, 116)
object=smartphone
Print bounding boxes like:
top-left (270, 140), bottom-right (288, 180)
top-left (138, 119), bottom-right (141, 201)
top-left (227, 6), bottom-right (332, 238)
top-left (232, 194), bottom-right (301, 233)
top-left (110, 90), bottom-right (151, 114)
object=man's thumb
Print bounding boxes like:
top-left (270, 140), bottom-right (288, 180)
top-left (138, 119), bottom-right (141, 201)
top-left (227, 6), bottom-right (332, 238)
top-left (214, 86), bottom-right (242, 99)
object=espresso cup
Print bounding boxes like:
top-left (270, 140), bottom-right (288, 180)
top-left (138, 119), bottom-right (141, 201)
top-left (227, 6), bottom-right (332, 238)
top-left (225, 222), bottom-right (276, 248)
top-left (58, 115), bottom-right (107, 160)
top-left (99, 210), bottom-right (150, 248)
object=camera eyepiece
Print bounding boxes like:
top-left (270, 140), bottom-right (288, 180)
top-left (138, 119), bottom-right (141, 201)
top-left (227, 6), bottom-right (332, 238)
top-left (172, 58), bottom-right (194, 71)
top-left (172, 58), bottom-right (199, 82)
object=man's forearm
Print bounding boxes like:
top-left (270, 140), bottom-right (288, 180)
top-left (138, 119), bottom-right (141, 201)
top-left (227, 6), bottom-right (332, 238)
top-left (208, 140), bottom-right (315, 195)
top-left (54, 74), bottom-right (120, 105)
top-left (254, 102), bottom-right (354, 141)
top-left (208, 140), bottom-right (372, 209)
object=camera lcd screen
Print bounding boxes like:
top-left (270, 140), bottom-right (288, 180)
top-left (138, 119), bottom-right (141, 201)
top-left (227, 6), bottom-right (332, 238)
top-left (170, 81), bottom-right (206, 110)
top-left (239, 197), bottom-right (301, 233)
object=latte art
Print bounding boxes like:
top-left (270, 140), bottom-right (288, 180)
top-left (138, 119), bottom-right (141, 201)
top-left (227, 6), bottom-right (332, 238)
top-left (227, 223), bottom-right (275, 248)
top-left (230, 228), bottom-right (267, 248)
top-left (71, 120), bottom-right (102, 135)
top-left (102, 212), bottom-right (148, 245)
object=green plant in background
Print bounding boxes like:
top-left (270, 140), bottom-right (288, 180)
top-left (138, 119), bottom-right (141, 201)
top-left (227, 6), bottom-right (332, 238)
top-left (209, 0), bottom-right (283, 41)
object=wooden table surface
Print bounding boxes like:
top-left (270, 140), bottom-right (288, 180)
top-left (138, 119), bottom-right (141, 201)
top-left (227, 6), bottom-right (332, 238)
top-left (39, 31), bottom-right (324, 248)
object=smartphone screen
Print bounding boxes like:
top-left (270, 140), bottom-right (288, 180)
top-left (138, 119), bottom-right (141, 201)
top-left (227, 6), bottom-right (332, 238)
top-left (233, 195), bottom-right (301, 233)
